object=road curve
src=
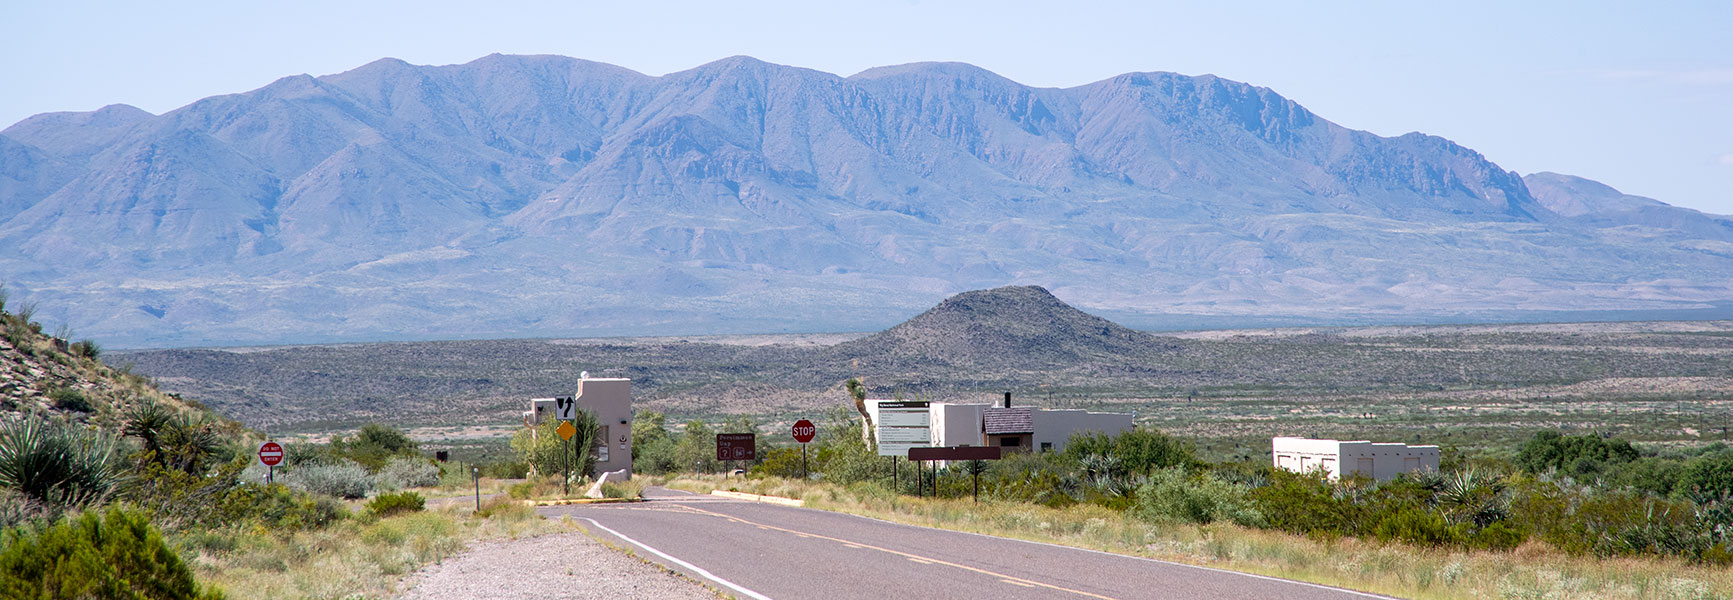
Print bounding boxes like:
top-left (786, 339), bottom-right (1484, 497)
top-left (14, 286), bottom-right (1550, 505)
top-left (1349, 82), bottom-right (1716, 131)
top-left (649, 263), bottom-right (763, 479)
top-left (538, 487), bottom-right (1393, 600)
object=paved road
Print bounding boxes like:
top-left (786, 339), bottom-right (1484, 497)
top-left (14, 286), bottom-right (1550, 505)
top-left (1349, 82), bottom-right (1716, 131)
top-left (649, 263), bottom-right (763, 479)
top-left (538, 488), bottom-right (1392, 600)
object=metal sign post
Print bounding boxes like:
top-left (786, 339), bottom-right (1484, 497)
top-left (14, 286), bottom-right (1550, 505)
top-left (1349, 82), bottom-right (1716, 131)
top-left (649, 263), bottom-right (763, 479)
top-left (258, 441), bottom-right (284, 484)
top-left (791, 419), bottom-right (816, 479)
top-left (554, 396), bottom-right (577, 496)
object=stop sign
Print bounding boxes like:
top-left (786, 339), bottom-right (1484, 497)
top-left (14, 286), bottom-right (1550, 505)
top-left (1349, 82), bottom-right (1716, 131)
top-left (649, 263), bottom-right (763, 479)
top-left (791, 419), bottom-right (816, 444)
top-left (258, 441), bottom-right (284, 466)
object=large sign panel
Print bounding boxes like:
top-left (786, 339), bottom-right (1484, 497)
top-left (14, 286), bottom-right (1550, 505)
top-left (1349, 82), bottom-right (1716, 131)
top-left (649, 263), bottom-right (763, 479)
top-left (716, 433), bottom-right (756, 461)
top-left (874, 400), bottom-right (932, 457)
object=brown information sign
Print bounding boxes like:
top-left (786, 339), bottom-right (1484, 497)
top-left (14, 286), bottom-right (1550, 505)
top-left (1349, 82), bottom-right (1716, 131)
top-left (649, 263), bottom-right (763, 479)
top-left (716, 433), bottom-right (756, 461)
top-left (908, 446), bottom-right (1003, 462)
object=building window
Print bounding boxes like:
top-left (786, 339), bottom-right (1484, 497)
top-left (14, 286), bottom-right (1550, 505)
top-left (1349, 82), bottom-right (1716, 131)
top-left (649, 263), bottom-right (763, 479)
top-left (1040, 442), bottom-right (1053, 452)
top-left (1000, 437), bottom-right (1020, 447)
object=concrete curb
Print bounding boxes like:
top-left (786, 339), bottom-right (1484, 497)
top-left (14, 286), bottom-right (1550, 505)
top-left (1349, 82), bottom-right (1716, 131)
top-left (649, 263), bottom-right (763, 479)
top-left (532, 497), bottom-right (646, 506)
top-left (709, 490), bottom-right (804, 507)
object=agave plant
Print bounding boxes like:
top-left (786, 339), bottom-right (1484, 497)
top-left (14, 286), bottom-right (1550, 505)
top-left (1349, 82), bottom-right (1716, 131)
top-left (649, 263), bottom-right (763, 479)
top-left (1435, 468), bottom-right (1512, 528)
top-left (0, 416), bottom-right (121, 510)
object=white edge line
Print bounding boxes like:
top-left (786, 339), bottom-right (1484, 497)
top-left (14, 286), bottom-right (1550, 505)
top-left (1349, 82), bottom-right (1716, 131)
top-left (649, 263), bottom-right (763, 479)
top-left (689, 495), bottom-right (1395, 600)
top-left (831, 510), bottom-right (1399, 600)
top-left (576, 516), bottom-right (774, 600)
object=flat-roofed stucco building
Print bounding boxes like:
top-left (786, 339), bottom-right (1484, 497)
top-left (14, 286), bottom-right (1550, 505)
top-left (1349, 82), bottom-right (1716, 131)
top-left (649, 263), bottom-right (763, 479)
top-left (1272, 437), bottom-right (1439, 481)
top-left (924, 399), bottom-right (1133, 453)
top-left (523, 376), bottom-right (633, 478)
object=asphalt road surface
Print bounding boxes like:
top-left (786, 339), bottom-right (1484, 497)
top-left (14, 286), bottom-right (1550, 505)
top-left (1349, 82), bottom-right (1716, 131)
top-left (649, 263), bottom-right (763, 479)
top-left (538, 487), bottom-right (1393, 600)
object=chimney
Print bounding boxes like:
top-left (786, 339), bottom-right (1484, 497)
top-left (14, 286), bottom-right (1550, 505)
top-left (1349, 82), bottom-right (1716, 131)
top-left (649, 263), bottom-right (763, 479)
top-left (1003, 392), bottom-right (1011, 409)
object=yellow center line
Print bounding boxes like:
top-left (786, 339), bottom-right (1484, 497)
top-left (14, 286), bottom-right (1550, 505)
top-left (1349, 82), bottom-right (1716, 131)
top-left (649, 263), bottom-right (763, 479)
top-left (678, 505), bottom-right (1118, 600)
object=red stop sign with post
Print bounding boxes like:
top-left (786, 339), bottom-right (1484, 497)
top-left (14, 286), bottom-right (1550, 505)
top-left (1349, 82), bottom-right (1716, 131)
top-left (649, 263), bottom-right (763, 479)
top-left (258, 441), bottom-right (284, 466)
top-left (791, 420), bottom-right (816, 444)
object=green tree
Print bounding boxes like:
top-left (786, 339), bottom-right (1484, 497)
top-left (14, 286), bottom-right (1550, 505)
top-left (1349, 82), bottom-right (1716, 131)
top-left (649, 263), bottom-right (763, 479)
top-left (511, 410), bottom-right (598, 480)
top-left (672, 420), bottom-right (720, 474)
top-left (332, 423), bottom-right (420, 471)
top-left (0, 507), bottom-right (225, 599)
top-left (1063, 427), bottom-right (1194, 475)
top-left (1516, 431), bottom-right (1638, 476)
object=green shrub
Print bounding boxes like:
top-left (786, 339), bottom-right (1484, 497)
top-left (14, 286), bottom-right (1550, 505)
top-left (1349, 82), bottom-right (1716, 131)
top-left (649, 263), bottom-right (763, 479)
top-left (283, 459), bottom-right (373, 499)
top-left (0, 507), bottom-right (225, 599)
top-left (329, 423), bottom-right (421, 471)
top-left (1065, 427), bottom-right (1195, 475)
top-left (68, 340), bottom-right (100, 360)
top-left (512, 411), bottom-right (597, 478)
top-left (0, 416), bottom-right (119, 511)
top-left (215, 482), bottom-right (346, 531)
top-left (376, 456), bottom-right (440, 490)
top-left (1681, 451), bottom-right (1733, 500)
top-left (984, 451), bottom-right (1077, 508)
top-left (599, 479), bottom-right (646, 499)
top-left (1135, 467), bottom-right (1263, 527)
top-left (366, 491), bottom-right (426, 517)
top-left (0, 489), bottom-right (50, 530)
top-left (474, 497), bottom-right (533, 521)
top-left (47, 388), bottom-right (92, 413)
top-left (480, 460), bottom-right (529, 479)
top-left (748, 447), bottom-right (803, 479)
top-left (1517, 431), bottom-right (1638, 475)
top-left (1250, 469), bottom-right (1360, 538)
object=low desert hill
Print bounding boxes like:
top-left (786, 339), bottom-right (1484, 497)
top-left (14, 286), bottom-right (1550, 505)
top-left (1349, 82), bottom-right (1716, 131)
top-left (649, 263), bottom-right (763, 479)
top-left (826, 286), bottom-right (1178, 369)
top-left (116, 287), bottom-right (1733, 432)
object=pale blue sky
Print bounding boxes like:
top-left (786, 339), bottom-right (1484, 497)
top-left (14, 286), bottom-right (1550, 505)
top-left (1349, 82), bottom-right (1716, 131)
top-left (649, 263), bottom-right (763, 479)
top-left (4, 0), bottom-right (1730, 213)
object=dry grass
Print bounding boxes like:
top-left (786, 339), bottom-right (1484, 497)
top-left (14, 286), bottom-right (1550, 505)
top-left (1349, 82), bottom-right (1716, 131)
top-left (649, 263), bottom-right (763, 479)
top-left (666, 475), bottom-right (1732, 600)
top-left (175, 500), bottom-right (569, 600)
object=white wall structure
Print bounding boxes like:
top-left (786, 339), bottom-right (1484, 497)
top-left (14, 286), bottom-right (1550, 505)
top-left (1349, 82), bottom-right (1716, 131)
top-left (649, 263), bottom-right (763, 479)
top-left (1272, 437), bottom-right (1439, 481)
top-left (1031, 409), bottom-right (1134, 453)
top-left (522, 377), bottom-right (633, 478)
top-left (913, 401), bottom-right (1132, 455)
top-left (931, 403), bottom-right (988, 448)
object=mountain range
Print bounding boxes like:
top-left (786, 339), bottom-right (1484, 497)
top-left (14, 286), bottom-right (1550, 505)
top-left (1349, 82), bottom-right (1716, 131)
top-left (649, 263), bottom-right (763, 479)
top-left (4, 54), bottom-right (1731, 348)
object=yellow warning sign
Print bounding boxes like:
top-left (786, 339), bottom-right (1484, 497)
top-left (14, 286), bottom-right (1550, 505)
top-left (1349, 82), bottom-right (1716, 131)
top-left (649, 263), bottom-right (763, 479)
top-left (556, 420), bottom-right (576, 441)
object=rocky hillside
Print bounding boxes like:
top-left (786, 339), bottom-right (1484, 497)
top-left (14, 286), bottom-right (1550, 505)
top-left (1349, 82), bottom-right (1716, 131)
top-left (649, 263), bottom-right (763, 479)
top-left (827, 286), bottom-right (1177, 368)
top-left (0, 300), bottom-right (209, 426)
top-left (5, 55), bottom-right (1733, 347)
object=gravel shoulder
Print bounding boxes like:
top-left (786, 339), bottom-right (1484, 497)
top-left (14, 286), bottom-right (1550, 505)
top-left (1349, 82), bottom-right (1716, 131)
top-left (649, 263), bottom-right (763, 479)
top-left (396, 529), bottom-right (721, 599)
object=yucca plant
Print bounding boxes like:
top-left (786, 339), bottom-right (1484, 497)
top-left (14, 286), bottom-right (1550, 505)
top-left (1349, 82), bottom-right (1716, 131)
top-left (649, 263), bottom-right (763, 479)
top-left (0, 416), bottom-right (120, 511)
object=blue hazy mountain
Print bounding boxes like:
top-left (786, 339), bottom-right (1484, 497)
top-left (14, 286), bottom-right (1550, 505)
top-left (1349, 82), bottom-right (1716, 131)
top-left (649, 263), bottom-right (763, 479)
top-left (2, 55), bottom-right (1730, 347)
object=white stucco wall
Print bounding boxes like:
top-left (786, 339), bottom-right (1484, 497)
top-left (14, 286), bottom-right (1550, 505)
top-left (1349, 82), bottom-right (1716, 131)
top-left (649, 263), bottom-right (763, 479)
top-left (578, 378), bottom-right (633, 478)
top-left (1030, 409), bottom-right (1134, 453)
top-left (931, 403), bottom-right (988, 447)
top-left (1272, 437), bottom-right (1438, 481)
top-left (523, 377), bottom-right (633, 478)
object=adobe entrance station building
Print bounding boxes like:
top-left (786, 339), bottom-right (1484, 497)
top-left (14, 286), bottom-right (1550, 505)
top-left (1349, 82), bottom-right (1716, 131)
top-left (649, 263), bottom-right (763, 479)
top-left (875, 394), bottom-right (1134, 454)
top-left (523, 376), bottom-right (633, 478)
top-left (1272, 437), bottom-right (1439, 481)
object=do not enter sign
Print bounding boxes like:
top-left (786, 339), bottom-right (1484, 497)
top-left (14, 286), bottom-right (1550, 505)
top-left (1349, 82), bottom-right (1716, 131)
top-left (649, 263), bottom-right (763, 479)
top-left (791, 419), bottom-right (816, 444)
top-left (258, 441), bottom-right (284, 466)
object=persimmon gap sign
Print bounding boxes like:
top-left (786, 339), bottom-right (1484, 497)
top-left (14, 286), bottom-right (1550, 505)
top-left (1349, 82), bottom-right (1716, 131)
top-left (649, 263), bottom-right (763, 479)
top-left (258, 441), bottom-right (284, 466)
top-left (716, 433), bottom-right (756, 461)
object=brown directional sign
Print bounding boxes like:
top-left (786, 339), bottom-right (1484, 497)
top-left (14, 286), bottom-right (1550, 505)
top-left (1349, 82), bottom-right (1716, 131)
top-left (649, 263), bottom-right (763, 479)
top-left (716, 433), bottom-right (756, 461)
top-left (908, 446), bottom-right (1003, 461)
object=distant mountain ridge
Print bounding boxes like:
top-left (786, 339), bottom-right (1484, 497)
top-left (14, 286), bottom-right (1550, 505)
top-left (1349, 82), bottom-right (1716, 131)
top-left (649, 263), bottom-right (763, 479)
top-left (3, 55), bottom-right (1732, 347)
